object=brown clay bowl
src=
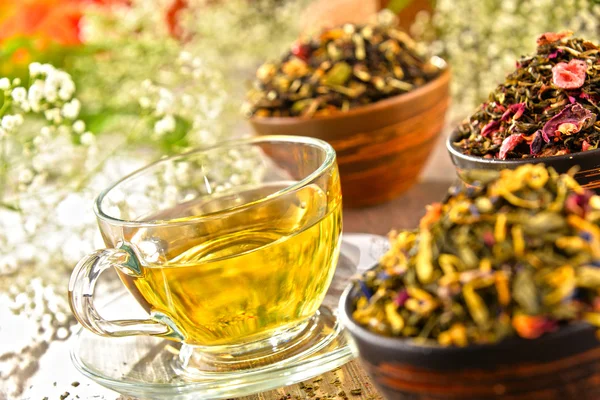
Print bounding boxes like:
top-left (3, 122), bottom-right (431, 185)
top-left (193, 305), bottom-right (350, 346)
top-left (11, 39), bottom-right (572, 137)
top-left (447, 129), bottom-right (600, 193)
top-left (339, 280), bottom-right (600, 400)
top-left (250, 68), bottom-right (451, 208)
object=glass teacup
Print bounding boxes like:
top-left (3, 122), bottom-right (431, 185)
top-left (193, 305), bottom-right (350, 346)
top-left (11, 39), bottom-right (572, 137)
top-left (68, 136), bottom-right (342, 373)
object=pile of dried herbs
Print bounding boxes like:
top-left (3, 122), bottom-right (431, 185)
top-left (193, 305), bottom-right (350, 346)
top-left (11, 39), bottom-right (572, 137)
top-left (353, 164), bottom-right (600, 346)
top-left (454, 31), bottom-right (600, 160)
top-left (244, 17), bottom-right (444, 118)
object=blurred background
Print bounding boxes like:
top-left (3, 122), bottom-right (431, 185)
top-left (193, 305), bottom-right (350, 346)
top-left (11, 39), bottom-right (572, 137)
top-left (0, 0), bottom-right (599, 397)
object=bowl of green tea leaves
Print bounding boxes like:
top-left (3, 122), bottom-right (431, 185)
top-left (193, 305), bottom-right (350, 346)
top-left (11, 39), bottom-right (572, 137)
top-left (246, 13), bottom-right (449, 207)
top-left (340, 164), bottom-right (600, 399)
top-left (449, 32), bottom-right (600, 192)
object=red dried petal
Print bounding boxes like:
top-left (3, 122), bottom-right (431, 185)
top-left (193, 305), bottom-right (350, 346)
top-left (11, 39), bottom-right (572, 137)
top-left (480, 120), bottom-right (500, 138)
top-left (513, 315), bottom-right (557, 339)
top-left (583, 140), bottom-right (591, 151)
top-left (394, 290), bottom-right (409, 307)
top-left (548, 49), bottom-right (563, 59)
top-left (291, 42), bottom-right (311, 61)
top-left (542, 104), bottom-right (596, 141)
top-left (537, 30), bottom-right (573, 46)
top-left (552, 59), bottom-right (587, 89)
top-left (565, 191), bottom-right (593, 217)
top-left (501, 103), bottom-right (526, 122)
top-left (498, 134), bottom-right (523, 160)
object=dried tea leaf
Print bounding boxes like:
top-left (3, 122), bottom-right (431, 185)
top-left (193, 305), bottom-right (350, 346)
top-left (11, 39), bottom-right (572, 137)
top-left (245, 19), bottom-right (443, 117)
top-left (513, 269), bottom-right (540, 314)
top-left (454, 35), bottom-right (600, 158)
top-left (353, 165), bottom-right (600, 346)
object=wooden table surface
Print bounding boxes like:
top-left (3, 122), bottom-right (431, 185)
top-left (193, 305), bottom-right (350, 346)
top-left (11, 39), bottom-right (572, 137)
top-left (233, 181), bottom-right (451, 400)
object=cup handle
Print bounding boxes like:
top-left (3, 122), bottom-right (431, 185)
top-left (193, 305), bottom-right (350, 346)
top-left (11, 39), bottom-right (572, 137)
top-left (68, 244), bottom-right (179, 339)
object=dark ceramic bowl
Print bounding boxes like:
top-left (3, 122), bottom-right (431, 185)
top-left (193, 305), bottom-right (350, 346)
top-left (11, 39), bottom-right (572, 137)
top-left (447, 129), bottom-right (600, 192)
top-left (339, 281), bottom-right (600, 400)
top-left (251, 69), bottom-right (451, 208)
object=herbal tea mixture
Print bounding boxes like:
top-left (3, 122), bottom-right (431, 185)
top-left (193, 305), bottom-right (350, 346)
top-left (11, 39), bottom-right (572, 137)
top-left (454, 31), bottom-right (600, 159)
top-left (244, 16), bottom-right (444, 118)
top-left (353, 164), bottom-right (600, 346)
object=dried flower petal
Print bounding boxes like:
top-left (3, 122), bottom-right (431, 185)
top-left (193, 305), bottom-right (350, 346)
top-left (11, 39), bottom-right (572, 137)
top-left (542, 104), bottom-right (596, 142)
top-left (530, 130), bottom-right (544, 155)
top-left (291, 42), bottom-right (311, 61)
top-left (548, 49), bottom-right (563, 59)
top-left (513, 315), bottom-right (557, 339)
top-left (537, 30), bottom-right (573, 46)
top-left (498, 134), bottom-right (523, 159)
top-left (552, 59), bottom-right (587, 89)
top-left (565, 192), bottom-right (593, 217)
top-left (583, 140), bottom-right (591, 151)
top-left (394, 290), bottom-right (409, 307)
top-left (480, 120), bottom-right (500, 138)
top-left (501, 103), bottom-right (525, 121)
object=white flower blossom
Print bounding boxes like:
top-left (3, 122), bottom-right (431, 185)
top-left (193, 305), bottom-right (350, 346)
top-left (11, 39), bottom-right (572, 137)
top-left (61, 99), bottom-right (81, 120)
top-left (27, 80), bottom-right (45, 112)
top-left (44, 85), bottom-right (58, 103)
top-left (80, 132), bottom-right (95, 146)
top-left (11, 87), bottom-right (26, 104)
top-left (1, 114), bottom-right (23, 132)
top-left (39, 63), bottom-right (55, 76)
top-left (58, 78), bottom-right (75, 101)
top-left (178, 51), bottom-right (192, 63)
top-left (28, 62), bottom-right (42, 76)
top-left (44, 108), bottom-right (62, 124)
top-left (154, 115), bottom-right (176, 135)
top-left (73, 120), bottom-right (86, 134)
top-left (0, 78), bottom-right (10, 91)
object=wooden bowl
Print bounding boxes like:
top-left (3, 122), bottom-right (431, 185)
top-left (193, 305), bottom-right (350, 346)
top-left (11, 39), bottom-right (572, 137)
top-left (447, 129), bottom-right (600, 193)
top-left (250, 68), bottom-right (451, 208)
top-left (339, 282), bottom-right (600, 400)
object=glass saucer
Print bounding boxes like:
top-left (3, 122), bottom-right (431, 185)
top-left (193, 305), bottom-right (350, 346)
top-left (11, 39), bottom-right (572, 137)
top-left (70, 234), bottom-right (388, 400)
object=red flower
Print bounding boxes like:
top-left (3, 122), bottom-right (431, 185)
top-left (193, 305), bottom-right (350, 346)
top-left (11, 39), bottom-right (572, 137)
top-left (166, 0), bottom-right (187, 38)
top-left (552, 59), bottom-right (587, 89)
top-left (0, 1), bottom-right (85, 47)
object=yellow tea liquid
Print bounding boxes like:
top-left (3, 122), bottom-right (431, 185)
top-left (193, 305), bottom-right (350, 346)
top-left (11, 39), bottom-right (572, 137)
top-left (122, 182), bottom-right (342, 346)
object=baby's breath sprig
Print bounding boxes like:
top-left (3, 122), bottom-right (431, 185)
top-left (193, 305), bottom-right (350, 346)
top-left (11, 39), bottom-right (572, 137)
top-left (0, 63), bottom-right (96, 208)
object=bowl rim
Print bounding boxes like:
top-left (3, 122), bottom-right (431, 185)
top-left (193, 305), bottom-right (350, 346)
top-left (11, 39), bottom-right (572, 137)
top-left (446, 127), bottom-right (600, 166)
top-left (338, 272), bottom-right (594, 355)
top-left (249, 67), bottom-right (451, 125)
